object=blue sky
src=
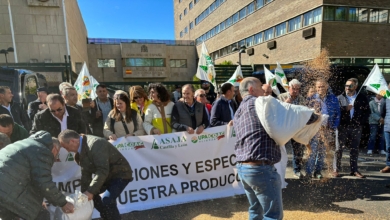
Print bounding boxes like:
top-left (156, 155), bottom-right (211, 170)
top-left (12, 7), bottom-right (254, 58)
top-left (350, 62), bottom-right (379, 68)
top-left (78, 0), bottom-right (175, 39)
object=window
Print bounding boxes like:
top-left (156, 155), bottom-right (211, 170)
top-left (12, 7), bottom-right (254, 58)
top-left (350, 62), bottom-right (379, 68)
top-left (184, 8), bottom-right (187, 15)
top-left (370, 9), bottom-right (389, 23)
top-left (313, 7), bottom-right (322, 23)
top-left (210, 28), bottom-right (215, 37)
top-left (288, 16), bottom-right (301, 32)
top-left (194, 0), bottom-right (199, 4)
top-left (184, 26), bottom-right (188, 34)
top-left (265, 0), bottom-right (272, 3)
top-left (226, 17), bottom-right (232, 27)
top-left (264, 28), bottom-right (274, 41)
top-left (179, 0), bottom-right (182, 2)
top-left (246, 36), bottom-right (254, 47)
top-left (180, 31), bottom-right (183, 38)
top-left (97, 59), bottom-right (115, 67)
top-left (349, 8), bottom-right (368, 22)
top-left (213, 51), bottom-right (219, 60)
top-left (170, 59), bottom-right (187, 68)
top-left (324, 6), bottom-right (346, 21)
top-left (239, 40), bottom-right (245, 48)
top-left (247, 2), bottom-right (255, 15)
top-left (220, 21), bottom-right (226, 30)
top-left (239, 7), bottom-right (247, 20)
top-left (190, 22), bottom-right (194, 29)
top-left (25, 76), bottom-right (38, 102)
top-left (221, 47), bottom-right (227, 56)
top-left (303, 11), bottom-right (313, 26)
top-left (324, 6), bottom-right (335, 21)
top-left (210, 2), bottom-right (215, 12)
top-left (233, 12), bottom-right (239, 24)
top-left (180, 14), bottom-right (182, 20)
top-left (275, 22), bottom-right (286, 37)
top-left (254, 32), bottom-right (263, 44)
top-left (189, 2), bottom-right (193, 9)
top-left (215, 24), bottom-right (220, 33)
top-left (257, 0), bottom-right (264, 9)
top-left (125, 58), bottom-right (165, 67)
top-left (335, 7), bottom-right (347, 21)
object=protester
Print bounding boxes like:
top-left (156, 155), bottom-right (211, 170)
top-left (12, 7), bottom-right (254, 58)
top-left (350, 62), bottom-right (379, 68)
top-left (210, 83), bottom-right (236, 127)
top-left (30, 94), bottom-right (86, 137)
top-left (367, 94), bottom-right (386, 155)
top-left (334, 78), bottom-right (369, 178)
top-left (0, 114), bottom-right (28, 143)
top-left (278, 79), bottom-right (307, 178)
top-left (262, 84), bottom-right (273, 97)
top-left (103, 93), bottom-right (145, 140)
top-left (0, 132), bottom-right (10, 149)
top-left (0, 131), bottom-right (74, 220)
top-left (58, 129), bottom-right (132, 220)
top-left (233, 86), bottom-right (243, 107)
top-left (90, 84), bottom-right (113, 137)
top-left (28, 87), bottom-right (49, 120)
top-left (171, 84), bottom-right (209, 134)
top-left (62, 86), bottom-right (91, 134)
top-left (306, 79), bottom-right (340, 179)
top-left (113, 90), bottom-right (128, 99)
top-left (195, 89), bottom-right (212, 120)
top-left (143, 83), bottom-right (175, 135)
top-left (0, 86), bottom-right (31, 130)
top-left (201, 81), bottom-right (217, 104)
top-left (380, 91), bottom-right (390, 173)
top-left (234, 77), bottom-right (320, 220)
top-left (171, 85), bottom-right (182, 103)
top-left (59, 82), bottom-right (72, 96)
top-left (129, 85), bottom-right (152, 121)
top-left (307, 86), bottom-right (316, 99)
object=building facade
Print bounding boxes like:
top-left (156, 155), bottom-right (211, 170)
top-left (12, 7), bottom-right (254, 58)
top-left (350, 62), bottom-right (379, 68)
top-left (174, 0), bottom-right (390, 73)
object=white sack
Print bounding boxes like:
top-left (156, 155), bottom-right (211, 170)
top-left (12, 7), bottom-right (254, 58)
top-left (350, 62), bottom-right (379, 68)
top-left (273, 145), bottom-right (288, 189)
top-left (255, 96), bottom-right (323, 146)
top-left (53, 190), bottom-right (94, 220)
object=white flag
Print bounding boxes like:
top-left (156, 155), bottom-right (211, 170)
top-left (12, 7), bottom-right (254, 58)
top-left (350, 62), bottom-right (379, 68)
top-left (74, 62), bottom-right (99, 103)
top-left (275, 62), bottom-right (288, 91)
top-left (226, 65), bottom-right (244, 86)
top-left (195, 42), bottom-right (217, 91)
top-left (264, 65), bottom-right (280, 95)
top-left (363, 63), bottom-right (390, 98)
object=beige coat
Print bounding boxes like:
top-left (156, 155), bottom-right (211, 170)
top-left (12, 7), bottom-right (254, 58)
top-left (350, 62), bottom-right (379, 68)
top-left (103, 111), bottom-right (145, 138)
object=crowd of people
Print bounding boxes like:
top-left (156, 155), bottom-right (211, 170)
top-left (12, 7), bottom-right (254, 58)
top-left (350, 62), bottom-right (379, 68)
top-left (0, 75), bottom-right (389, 219)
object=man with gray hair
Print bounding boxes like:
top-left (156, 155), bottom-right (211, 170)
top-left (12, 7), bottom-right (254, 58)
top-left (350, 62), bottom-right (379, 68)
top-left (195, 89), bottom-right (212, 120)
top-left (0, 132), bottom-right (10, 149)
top-left (234, 77), bottom-right (320, 219)
top-left (278, 79), bottom-right (307, 178)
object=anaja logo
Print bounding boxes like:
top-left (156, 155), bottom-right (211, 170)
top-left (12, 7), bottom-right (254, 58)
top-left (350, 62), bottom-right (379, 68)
top-left (152, 136), bottom-right (187, 150)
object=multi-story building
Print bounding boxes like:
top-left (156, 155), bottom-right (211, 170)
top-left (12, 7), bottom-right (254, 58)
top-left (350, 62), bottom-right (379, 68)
top-left (174, 0), bottom-right (390, 73)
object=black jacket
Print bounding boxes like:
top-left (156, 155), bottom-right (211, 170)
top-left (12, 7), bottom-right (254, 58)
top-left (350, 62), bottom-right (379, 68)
top-left (30, 106), bottom-right (86, 137)
top-left (88, 98), bottom-right (113, 137)
top-left (171, 100), bottom-right (209, 131)
top-left (210, 96), bottom-right (237, 127)
top-left (337, 92), bottom-right (369, 127)
top-left (28, 99), bottom-right (46, 121)
top-left (0, 102), bottom-right (31, 131)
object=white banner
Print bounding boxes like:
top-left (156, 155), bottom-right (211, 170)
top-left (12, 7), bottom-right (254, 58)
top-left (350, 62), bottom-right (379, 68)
top-left (47, 125), bottom-right (244, 217)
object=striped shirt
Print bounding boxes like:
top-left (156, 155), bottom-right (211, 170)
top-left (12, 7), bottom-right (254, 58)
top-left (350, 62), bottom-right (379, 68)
top-left (233, 95), bottom-right (281, 164)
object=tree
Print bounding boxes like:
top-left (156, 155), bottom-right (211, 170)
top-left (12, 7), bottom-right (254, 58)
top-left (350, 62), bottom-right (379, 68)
top-left (219, 60), bottom-right (233, 65)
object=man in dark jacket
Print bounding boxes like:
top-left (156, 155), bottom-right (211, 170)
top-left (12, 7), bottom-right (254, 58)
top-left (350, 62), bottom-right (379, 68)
top-left (28, 87), bottom-right (49, 121)
top-left (171, 84), bottom-right (209, 134)
top-left (333, 78), bottom-right (369, 178)
top-left (89, 84), bottom-right (113, 137)
top-left (30, 94), bottom-right (86, 137)
top-left (0, 131), bottom-right (74, 220)
top-left (210, 83), bottom-right (237, 127)
top-left (59, 129), bottom-right (132, 220)
top-left (201, 81), bottom-right (217, 104)
top-left (0, 114), bottom-right (28, 143)
top-left (0, 86), bottom-right (31, 131)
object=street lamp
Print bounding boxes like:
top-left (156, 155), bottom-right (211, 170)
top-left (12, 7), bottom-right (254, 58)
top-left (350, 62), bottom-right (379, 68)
top-left (0, 47), bottom-right (14, 67)
top-left (231, 45), bottom-right (246, 65)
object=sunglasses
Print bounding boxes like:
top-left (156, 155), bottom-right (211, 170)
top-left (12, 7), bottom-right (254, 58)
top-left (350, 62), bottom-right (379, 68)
top-left (50, 108), bottom-right (63, 113)
top-left (345, 84), bottom-right (354, 88)
top-left (199, 94), bottom-right (206, 98)
top-left (133, 96), bottom-right (139, 100)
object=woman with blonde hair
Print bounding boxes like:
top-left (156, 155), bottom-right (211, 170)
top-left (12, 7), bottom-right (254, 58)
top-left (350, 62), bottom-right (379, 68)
top-left (143, 83), bottom-right (174, 135)
top-left (129, 86), bottom-right (152, 121)
top-left (103, 93), bottom-right (145, 140)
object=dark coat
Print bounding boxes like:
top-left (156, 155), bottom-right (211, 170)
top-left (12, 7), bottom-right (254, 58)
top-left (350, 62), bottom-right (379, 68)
top-left (0, 102), bottom-right (31, 131)
top-left (10, 123), bottom-right (29, 143)
top-left (171, 100), bottom-right (209, 131)
top-left (77, 135), bottom-right (132, 195)
top-left (337, 92), bottom-right (369, 127)
top-left (30, 105), bottom-right (86, 137)
top-left (88, 98), bottom-right (113, 137)
top-left (27, 99), bottom-right (46, 121)
top-left (0, 131), bottom-right (67, 220)
top-left (210, 96), bottom-right (237, 127)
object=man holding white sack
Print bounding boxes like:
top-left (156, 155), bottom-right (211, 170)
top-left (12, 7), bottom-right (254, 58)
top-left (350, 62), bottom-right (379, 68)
top-left (234, 77), bottom-right (321, 220)
top-left (58, 129), bottom-right (133, 220)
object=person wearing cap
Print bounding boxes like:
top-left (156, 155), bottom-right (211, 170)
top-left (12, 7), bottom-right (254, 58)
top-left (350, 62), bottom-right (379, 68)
top-left (28, 87), bottom-right (49, 121)
top-left (201, 81), bottom-right (217, 104)
top-left (0, 131), bottom-right (74, 219)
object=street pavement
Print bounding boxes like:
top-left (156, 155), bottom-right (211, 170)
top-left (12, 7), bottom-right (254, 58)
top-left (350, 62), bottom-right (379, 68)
top-left (98, 150), bottom-right (390, 220)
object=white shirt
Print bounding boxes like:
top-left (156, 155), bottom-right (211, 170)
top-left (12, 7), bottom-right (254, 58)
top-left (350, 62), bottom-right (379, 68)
top-left (52, 108), bottom-right (69, 131)
top-left (347, 92), bottom-right (357, 119)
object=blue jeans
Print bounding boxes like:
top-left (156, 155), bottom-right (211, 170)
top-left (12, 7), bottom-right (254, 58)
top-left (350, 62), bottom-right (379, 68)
top-left (93, 178), bottom-right (131, 220)
top-left (383, 132), bottom-right (390, 166)
top-left (236, 163), bottom-right (283, 220)
top-left (286, 140), bottom-right (303, 173)
top-left (306, 134), bottom-right (325, 175)
top-left (367, 124), bottom-right (385, 151)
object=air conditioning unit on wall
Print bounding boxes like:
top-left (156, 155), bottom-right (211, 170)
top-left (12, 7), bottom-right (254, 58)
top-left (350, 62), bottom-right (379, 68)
top-left (303, 27), bottom-right (316, 39)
